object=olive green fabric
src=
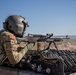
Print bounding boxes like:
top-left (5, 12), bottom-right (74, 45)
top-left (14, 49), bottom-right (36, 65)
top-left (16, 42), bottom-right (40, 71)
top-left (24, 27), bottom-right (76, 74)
top-left (0, 30), bottom-right (33, 65)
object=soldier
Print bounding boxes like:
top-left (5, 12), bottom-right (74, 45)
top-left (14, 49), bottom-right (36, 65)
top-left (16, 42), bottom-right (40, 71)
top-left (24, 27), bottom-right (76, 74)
top-left (0, 15), bottom-right (34, 65)
top-left (0, 15), bottom-right (65, 75)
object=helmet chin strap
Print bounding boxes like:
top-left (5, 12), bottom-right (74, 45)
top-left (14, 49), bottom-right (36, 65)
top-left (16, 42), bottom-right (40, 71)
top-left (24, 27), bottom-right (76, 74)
top-left (7, 29), bottom-right (22, 37)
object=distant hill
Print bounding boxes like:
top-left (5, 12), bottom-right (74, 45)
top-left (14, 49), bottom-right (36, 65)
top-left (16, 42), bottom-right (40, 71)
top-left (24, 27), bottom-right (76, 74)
top-left (69, 35), bottom-right (76, 39)
top-left (54, 35), bottom-right (76, 39)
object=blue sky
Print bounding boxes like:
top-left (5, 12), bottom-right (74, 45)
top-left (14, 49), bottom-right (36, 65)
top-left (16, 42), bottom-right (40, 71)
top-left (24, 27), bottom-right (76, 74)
top-left (0, 0), bottom-right (76, 36)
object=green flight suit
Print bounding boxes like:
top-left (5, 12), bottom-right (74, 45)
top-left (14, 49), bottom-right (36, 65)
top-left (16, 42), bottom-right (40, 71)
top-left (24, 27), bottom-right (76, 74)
top-left (0, 30), bottom-right (33, 65)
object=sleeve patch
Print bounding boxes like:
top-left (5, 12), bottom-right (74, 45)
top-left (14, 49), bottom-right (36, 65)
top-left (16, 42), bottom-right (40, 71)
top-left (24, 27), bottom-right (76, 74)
top-left (10, 40), bottom-right (15, 44)
top-left (9, 34), bottom-right (15, 40)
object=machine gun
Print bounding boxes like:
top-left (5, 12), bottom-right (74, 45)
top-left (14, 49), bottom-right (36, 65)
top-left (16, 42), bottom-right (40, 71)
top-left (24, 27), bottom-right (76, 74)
top-left (17, 33), bottom-right (63, 49)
